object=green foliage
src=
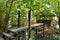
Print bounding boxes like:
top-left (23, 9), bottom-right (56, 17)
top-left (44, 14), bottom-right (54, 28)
top-left (0, 0), bottom-right (59, 26)
top-left (9, 0), bottom-right (59, 18)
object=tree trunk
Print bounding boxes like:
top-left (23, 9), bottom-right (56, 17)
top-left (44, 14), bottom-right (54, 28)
top-left (0, 15), bottom-right (4, 32)
top-left (0, 0), bottom-right (14, 33)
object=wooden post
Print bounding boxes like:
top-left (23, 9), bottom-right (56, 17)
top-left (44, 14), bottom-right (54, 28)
top-left (17, 9), bottom-right (20, 40)
top-left (28, 10), bottom-right (31, 40)
top-left (18, 10), bottom-right (20, 28)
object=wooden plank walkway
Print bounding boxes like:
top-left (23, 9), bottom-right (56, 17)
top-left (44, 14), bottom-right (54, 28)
top-left (2, 32), bottom-right (15, 39)
top-left (8, 23), bottom-right (43, 33)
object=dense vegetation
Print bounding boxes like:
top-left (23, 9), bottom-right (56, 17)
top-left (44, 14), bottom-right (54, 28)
top-left (0, 0), bottom-right (60, 33)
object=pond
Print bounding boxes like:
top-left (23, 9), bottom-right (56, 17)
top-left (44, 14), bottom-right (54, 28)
top-left (18, 30), bottom-right (60, 40)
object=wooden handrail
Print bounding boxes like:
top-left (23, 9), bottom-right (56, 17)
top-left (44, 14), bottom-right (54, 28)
top-left (8, 23), bottom-right (43, 33)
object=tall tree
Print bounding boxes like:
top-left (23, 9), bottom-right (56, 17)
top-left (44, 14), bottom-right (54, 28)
top-left (0, 0), bottom-right (14, 32)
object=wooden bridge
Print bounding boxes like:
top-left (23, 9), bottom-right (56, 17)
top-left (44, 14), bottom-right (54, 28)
top-left (8, 23), bottom-right (43, 33)
top-left (0, 7), bottom-right (54, 40)
top-left (1, 23), bottom-right (43, 40)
